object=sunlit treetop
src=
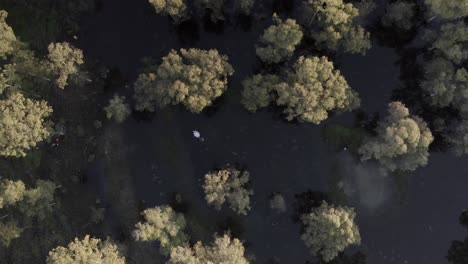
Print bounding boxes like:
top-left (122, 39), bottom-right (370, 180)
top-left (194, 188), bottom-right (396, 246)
top-left (168, 234), bottom-right (249, 264)
top-left (148, 0), bottom-right (190, 23)
top-left (134, 48), bottom-right (234, 113)
top-left (256, 14), bottom-right (303, 64)
top-left (0, 91), bottom-right (53, 157)
top-left (133, 206), bottom-right (188, 255)
top-left (0, 10), bottom-right (16, 59)
top-left (47, 42), bottom-right (84, 89)
top-left (301, 0), bottom-right (371, 54)
top-left (301, 202), bottom-right (361, 262)
top-left (0, 179), bottom-right (25, 209)
top-left (47, 235), bottom-right (126, 264)
top-left (203, 166), bottom-right (253, 215)
top-left (276, 56), bottom-right (360, 124)
top-left (359, 102), bottom-right (434, 172)
top-left (424, 0), bottom-right (468, 19)
top-left (424, 22), bottom-right (468, 64)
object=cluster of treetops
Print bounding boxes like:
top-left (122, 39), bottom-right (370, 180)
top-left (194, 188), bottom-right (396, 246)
top-left (0, 0), bottom-right (466, 262)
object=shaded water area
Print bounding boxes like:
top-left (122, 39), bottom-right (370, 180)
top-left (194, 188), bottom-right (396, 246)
top-left (80, 0), bottom-right (468, 263)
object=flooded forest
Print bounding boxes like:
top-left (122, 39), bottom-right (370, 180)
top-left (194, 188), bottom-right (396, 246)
top-left (0, 0), bottom-right (467, 263)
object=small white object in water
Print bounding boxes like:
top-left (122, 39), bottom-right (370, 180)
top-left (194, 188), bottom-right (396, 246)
top-left (192, 130), bottom-right (204, 141)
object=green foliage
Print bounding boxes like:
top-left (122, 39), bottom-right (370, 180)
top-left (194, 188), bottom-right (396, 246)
top-left (0, 221), bottom-right (23, 247)
top-left (301, 0), bottom-right (371, 54)
top-left (301, 202), bottom-right (361, 262)
top-left (276, 56), bottom-right (360, 123)
top-left (148, 0), bottom-right (189, 23)
top-left (104, 95), bottom-right (131, 123)
top-left (0, 91), bottom-right (53, 157)
top-left (424, 0), bottom-right (468, 19)
top-left (241, 74), bottom-right (280, 112)
top-left (203, 166), bottom-right (253, 215)
top-left (381, 1), bottom-right (415, 30)
top-left (18, 179), bottom-right (56, 219)
top-left (134, 48), bottom-right (234, 113)
top-left (47, 42), bottom-right (84, 89)
top-left (0, 179), bottom-right (25, 209)
top-left (169, 234), bottom-right (249, 264)
top-left (359, 102), bottom-right (434, 172)
top-left (241, 56), bottom-right (360, 124)
top-left (47, 235), bottom-right (126, 264)
top-left (421, 58), bottom-right (468, 112)
top-left (133, 206), bottom-right (188, 255)
top-left (424, 22), bottom-right (468, 64)
top-left (256, 15), bottom-right (303, 64)
top-left (0, 10), bottom-right (16, 58)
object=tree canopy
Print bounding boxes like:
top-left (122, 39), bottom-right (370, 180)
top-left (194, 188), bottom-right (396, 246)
top-left (424, 22), bottom-right (468, 65)
top-left (301, 202), bottom-right (361, 262)
top-left (300, 0), bottom-right (371, 54)
top-left (134, 48), bottom-right (234, 113)
top-left (0, 10), bottom-right (16, 58)
top-left (148, 0), bottom-right (189, 23)
top-left (47, 42), bottom-right (84, 89)
top-left (424, 0), bottom-right (468, 19)
top-left (256, 15), bottom-right (303, 64)
top-left (203, 166), bottom-right (252, 215)
top-left (47, 235), bottom-right (126, 264)
top-left (168, 234), bottom-right (249, 264)
top-left (421, 58), bottom-right (468, 112)
top-left (359, 102), bottom-right (434, 172)
top-left (133, 206), bottom-right (188, 255)
top-left (0, 91), bottom-right (53, 157)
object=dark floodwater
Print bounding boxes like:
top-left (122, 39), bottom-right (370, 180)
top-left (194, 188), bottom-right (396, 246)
top-left (80, 0), bottom-right (468, 263)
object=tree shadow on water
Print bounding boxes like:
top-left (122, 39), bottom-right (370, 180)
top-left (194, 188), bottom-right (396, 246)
top-left (175, 18), bottom-right (200, 44)
top-left (291, 190), bottom-right (329, 223)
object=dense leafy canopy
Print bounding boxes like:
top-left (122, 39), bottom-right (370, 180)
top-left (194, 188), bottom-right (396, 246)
top-left (256, 15), bottom-right (303, 64)
top-left (47, 42), bottom-right (84, 89)
top-left (47, 235), bottom-right (126, 264)
top-left (301, 202), bottom-right (361, 262)
top-left (203, 166), bottom-right (252, 215)
top-left (424, 22), bottom-right (468, 64)
top-left (133, 206), bottom-right (188, 255)
top-left (148, 0), bottom-right (189, 23)
top-left (421, 58), bottom-right (468, 112)
top-left (134, 49), bottom-right (234, 113)
top-left (301, 0), bottom-right (371, 54)
top-left (168, 234), bottom-right (249, 264)
top-left (0, 92), bottom-right (53, 157)
top-left (0, 10), bottom-right (16, 58)
top-left (425, 0), bottom-right (468, 19)
top-left (359, 102), bottom-right (434, 172)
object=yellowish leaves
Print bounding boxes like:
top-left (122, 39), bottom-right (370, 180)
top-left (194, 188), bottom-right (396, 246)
top-left (169, 234), bottom-right (249, 264)
top-left (0, 92), bottom-right (53, 157)
top-left (0, 10), bottom-right (16, 58)
top-left (301, 202), bottom-right (361, 262)
top-left (133, 206), bottom-right (188, 255)
top-left (203, 166), bottom-right (252, 215)
top-left (47, 42), bottom-right (84, 89)
top-left (359, 102), bottom-right (434, 172)
top-left (47, 235), bottom-right (125, 264)
top-left (134, 49), bottom-right (234, 113)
